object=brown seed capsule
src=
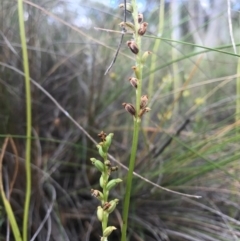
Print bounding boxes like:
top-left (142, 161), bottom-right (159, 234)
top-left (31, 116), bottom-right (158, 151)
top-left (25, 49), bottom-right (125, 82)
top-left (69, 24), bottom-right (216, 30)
top-left (122, 103), bottom-right (136, 116)
top-left (126, 40), bottom-right (139, 54)
top-left (138, 22), bottom-right (148, 36)
top-left (140, 95), bottom-right (149, 109)
top-left (139, 107), bottom-right (151, 118)
top-left (128, 77), bottom-right (138, 88)
top-left (138, 13), bottom-right (143, 23)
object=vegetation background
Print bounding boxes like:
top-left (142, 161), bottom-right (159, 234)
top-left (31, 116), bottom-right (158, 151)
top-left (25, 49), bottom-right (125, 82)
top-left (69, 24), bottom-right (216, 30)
top-left (0, 0), bottom-right (240, 240)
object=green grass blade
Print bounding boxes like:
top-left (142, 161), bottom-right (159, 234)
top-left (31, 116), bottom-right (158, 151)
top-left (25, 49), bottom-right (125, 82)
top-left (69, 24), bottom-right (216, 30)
top-left (17, 1), bottom-right (32, 240)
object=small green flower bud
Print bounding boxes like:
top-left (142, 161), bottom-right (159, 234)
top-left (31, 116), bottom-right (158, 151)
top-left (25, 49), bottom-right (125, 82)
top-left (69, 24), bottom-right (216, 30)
top-left (105, 199), bottom-right (119, 214)
top-left (106, 178), bottom-right (122, 191)
top-left (96, 144), bottom-right (107, 159)
top-left (119, 22), bottom-right (135, 33)
top-left (119, 3), bottom-right (133, 13)
top-left (104, 160), bottom-right (111, 167)
top-left (132, 66), bottom-right (140, 79)
top-left (97, 206), bottom-right (103, 222)
top-left (100, 174), bottom-right (105, 188)
top-left (100, 173), bottom-right (109, 188)
top-left (90, 158), bottom-right (105, 172)
top-left (97, 131), bottom-right (112, 155)
top-left (141, 51), bottom-right (152, 64)
top-left (99, 133), bottom-right (113, 153)
top-left (100, 143), bottom-right (108, 153)
top-left (103, 226), bottom-right (117, 237)
top-left (105, 133), bottom-right (114, 150)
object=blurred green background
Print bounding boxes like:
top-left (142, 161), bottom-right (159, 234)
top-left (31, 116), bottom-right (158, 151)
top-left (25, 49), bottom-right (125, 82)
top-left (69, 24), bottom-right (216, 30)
top-left (1, 0), bottom-right (240, 240)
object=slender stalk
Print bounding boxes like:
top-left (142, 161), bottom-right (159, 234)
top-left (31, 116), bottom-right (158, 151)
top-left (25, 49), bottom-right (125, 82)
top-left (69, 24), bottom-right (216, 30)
top-left (121, 120), bottom-right (140, 241)
top-left (236, 49), bottom-right (240, 131)
top-left (17, 1), bottom-right (32, 241)
top-left (102, 158), bottom-right (109, 232)
top-left (121, 1), bottom-right (143, 241)
top-left (0, 138), bottom-right (23, 241)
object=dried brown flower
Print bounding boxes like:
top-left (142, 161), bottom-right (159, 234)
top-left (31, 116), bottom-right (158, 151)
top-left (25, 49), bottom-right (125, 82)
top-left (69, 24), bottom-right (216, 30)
top-left (98, 131), bottom-right (107, 142)
top-left (91, 189), bottom-right (100, 198)
top-left (122, 103), bottom-right (136, 116)
top-left (128, 77), bottom-right (138, 88)
top-left (138, 22), bottom-right (148, 36)
top-left (139, 107), bottom-right (151, 118)
top-left (110, 166), bottom-right (119, 172)
top-left (140, 95), bottom-right (148, 109)
top-left (103, 202), bottom-right (111, 210)
top-left (126, 40), bottom-right (139, 54)
top-left (138, 13), bottom-right (143, 23)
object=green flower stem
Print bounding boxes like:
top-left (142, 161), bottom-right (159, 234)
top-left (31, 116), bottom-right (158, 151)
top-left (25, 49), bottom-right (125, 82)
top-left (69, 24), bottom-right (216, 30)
top-left (121, 120), bottom-right (140, 241)
top-left (17, 1), bottom-right (32, 241)
top-left (0, 138), bottom-right (23, 241)
top-left (102, 155), bottom-right (110, 233)
top-left (121, 2), bottom-right (143, 241)
top-left (102, 169), bottom-right (109, 231)
top-left (131, 0), bottom-right (142, 115)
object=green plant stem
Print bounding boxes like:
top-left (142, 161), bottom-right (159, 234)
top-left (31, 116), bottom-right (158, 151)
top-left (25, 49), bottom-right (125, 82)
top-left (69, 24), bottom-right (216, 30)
top-left (17, 1), bottom-right (32, 241)
top-left (0, 138), bottom-right (23, 241)
top-left (121, 120), bottom-right (140, 241)
top-left (236, 48), bottom-right (240, 129)
top-left (121, 1), bottom-right (142, 241)
top-left (102, 168), bottom-right (109, 231)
